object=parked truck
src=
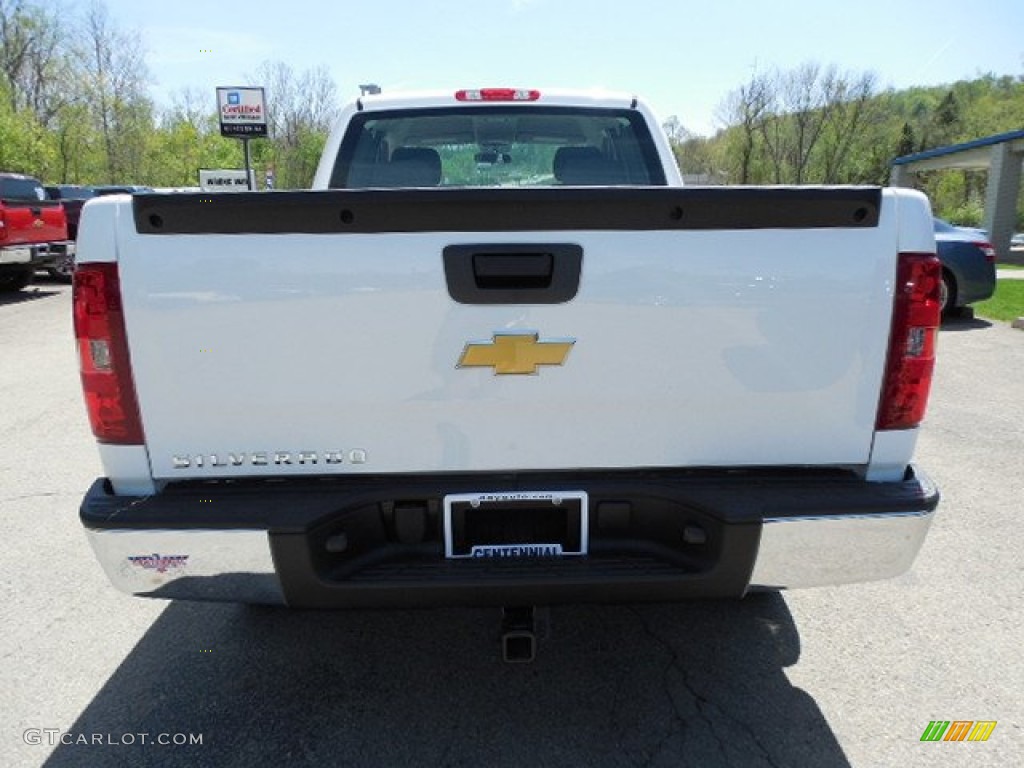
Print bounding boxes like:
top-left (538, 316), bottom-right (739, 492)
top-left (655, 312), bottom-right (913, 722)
top-left (44, 185), bottom-right (96, 281)
top-left (0, 173), bottom-right (74, 290)
top-left (73, 89), bottom-right (940, 657)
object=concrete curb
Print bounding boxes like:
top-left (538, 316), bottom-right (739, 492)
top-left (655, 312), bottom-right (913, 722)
top-left (1012, 317), bottom-right (1024, 330)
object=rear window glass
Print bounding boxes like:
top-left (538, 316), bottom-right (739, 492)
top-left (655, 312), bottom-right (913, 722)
top-left (54, 185), bottom-right (96, 200)
top-left (330, 107), bottom-right (666, 188)
top-left (0, 178), bottom-right (46, 201)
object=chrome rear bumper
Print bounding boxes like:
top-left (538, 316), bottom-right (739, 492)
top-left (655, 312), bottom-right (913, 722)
top-left (84, 527), bottom-right (285, 604)
top-left (0, 246), bottom-right (33, 264)
top-left (748, 509), bottom-right (935, 590)
top-left (81, 467), bottom-right (938, 605)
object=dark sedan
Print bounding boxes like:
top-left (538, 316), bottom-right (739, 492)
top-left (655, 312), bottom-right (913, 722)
top-left (933, 218), bottom-right (996, 315)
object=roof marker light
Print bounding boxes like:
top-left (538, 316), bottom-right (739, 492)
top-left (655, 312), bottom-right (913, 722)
top-left (455, 89), bottom-right (541, 102)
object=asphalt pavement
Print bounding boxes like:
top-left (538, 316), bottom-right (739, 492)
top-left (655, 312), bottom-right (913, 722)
top-left (1, 281), bottom-right (1020, 767)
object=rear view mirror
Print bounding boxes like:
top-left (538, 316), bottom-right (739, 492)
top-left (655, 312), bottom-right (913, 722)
top-left (474, 152), bottom-right (512, 165)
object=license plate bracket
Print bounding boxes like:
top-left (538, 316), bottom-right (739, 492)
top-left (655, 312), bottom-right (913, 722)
top-left (444, 491), bottom-right (588, 559)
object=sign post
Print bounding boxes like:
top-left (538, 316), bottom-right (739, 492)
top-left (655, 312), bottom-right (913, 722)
top-left (216, 86), bottom-right (268, 190)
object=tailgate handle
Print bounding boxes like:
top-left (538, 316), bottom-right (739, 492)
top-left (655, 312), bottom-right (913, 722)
top-left (473, 253), bottom-right (552, 289)
top-left (443, 244), bottom-right (582, 304)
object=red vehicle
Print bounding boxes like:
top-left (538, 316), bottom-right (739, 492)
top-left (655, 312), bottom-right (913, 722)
top-left (45, 184), bottom-right (95, 240)
top-left (0, 173), bottom-right (74, 290)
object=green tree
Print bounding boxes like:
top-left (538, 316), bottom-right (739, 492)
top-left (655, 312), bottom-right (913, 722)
top-left (925, 90), bottom-right (961, 147)
top-left (896, 122), bottom-right (915, 157)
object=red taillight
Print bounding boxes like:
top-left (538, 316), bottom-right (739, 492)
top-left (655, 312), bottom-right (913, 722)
top-left (455, 88), bottom-right (541, 102)
top-left (73, 263), bottom-right (144, 444)
top-left (976, 241), bottom-right (996, 263)
top-left (876, 253), bottom-right (941, 430)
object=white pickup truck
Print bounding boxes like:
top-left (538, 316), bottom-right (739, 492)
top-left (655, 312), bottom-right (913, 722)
top-left (74, 88), bottom-right (940, 631)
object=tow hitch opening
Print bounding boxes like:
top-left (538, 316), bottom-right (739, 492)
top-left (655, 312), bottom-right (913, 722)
top-left (501, 606), bottom-right (539, 663)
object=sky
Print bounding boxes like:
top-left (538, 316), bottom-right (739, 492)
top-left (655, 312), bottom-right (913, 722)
top-left (97, 0), bottom-right (1024, 136)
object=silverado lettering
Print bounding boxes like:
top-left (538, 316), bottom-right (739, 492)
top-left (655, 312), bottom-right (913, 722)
top-left (171, 450), bottom-right (365, 468)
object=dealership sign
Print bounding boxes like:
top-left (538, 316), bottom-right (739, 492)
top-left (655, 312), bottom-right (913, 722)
top-left (199, 169), bottom-right (257, 192)
top-left (216, 86), bottom-right (267, 138)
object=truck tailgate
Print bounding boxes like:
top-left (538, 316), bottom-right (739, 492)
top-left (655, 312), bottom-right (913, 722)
top-left (105, 188), bottom-right (898, 481)
top-left (1, 200), bottom-right (65, 245)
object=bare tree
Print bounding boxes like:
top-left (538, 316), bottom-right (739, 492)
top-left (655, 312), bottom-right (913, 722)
top-left (0, 0), bottom-right (69, 124)
top-left (78, 0), bottom-right (151, 181)
top-left (716, 72), bottom-right (771, 183)
top-left (817, 71), bottom-right (878, 182)
top-left (253, 61), bottom-right (338, 142)
top-left (0, 0), bottom-right (36, 110)
top-left (165, 87), bottom-right (212, 131)
top-left (253, 60), bottom-right (296, 143)
top-left (249, 60), bottom-right (339, 187)
top-left (722, 63), bottom-right (879, 184)
top-left (786, 63), bottom-right (834, 183)
top-left (756, 64), bottom-right (834, 183)
top-left (662, 115), bottom-right (689, 144)
top-left (299, 64), bottom-right (339, 134)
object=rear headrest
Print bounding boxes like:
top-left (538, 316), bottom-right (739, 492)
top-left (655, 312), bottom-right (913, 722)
top-left (553, 146), bottom-right (623, 185)
top-left (553, 147), bottom-right (602, 181)
top-left (390, 147), bottom-right (442, 186)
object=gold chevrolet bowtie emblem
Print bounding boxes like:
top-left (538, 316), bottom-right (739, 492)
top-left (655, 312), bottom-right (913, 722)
top-left (457, 332), bottom-right (575, 375)
top-left (33, 219), bottom-right (44, 228)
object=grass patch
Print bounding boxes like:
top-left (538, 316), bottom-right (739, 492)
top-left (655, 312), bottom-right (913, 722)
top-left (997, 263), bottom-right (1024, 270)
top-left (975, 279), bottom-right (1024, 322)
